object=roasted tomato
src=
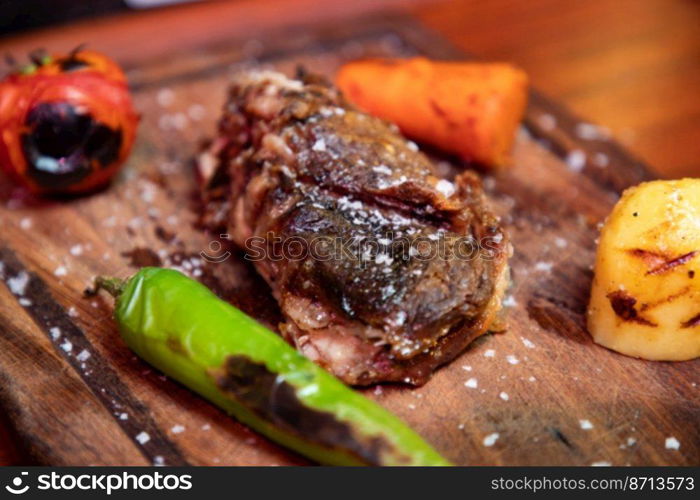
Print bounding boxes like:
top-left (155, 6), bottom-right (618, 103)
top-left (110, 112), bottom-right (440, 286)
top-left (0, 49), bottom-right (138, 195)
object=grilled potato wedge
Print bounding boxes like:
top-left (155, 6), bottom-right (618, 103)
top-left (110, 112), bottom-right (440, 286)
top-left (587, 179), bottom-right (700, 360)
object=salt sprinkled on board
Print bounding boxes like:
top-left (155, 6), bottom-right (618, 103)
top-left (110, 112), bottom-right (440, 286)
top-left (506, 355), bottom-right (520, 365)
top-left (465, 378), bottom-right (478, 389)
top-left (528, 376), bottom-right (537, 382)
top-left (54, 266), bottom-right (67, 277)
top-left (171, 425), bottom-right (185, 434)
top-left (521, 337), bottom-right (536, 349)
top-left (201, 424), bottom-right (211, 431)
top-left (49, 327), bottom-right (61, 340)
top-left (575, 122), bottom-right (610, 141)
top-left (503, 295), bottom-right (517, 307)
top-left (153, 456), bottom-right (165, 466)
top-left (591, 461), bottom-right (611, 467)
top-left (483, 433), bottom-right (499, 447)
top-left (538, 114), bottom-right (556, 131)
top-left (566, 150), bottom-right (587, 172)
top-left (171, 113), bottom-right (188, 131)
top-left (76, 350), bottom-right (91, 362)
top-left (18, 298), bottom-right (31, 306)
top-left (535, 261), bottom-right (553, 272)
top-left (665, 437), bottom-right (680, 450)
top-left (7, 271), bottom-right (29, 296)
top-left (19, 217), bottom-right (32, 230)
top-left (554, 237), bottom-right (568, 248)
top-left (135, 431), bottom-right (151, 445)
top-left (579, 419), bottom-right (594, 430)
top-left (68, 307), bottom-right (78, 318)
top-left (187, 104), bottom-right (206, 121)
top-left (499, 392), bottom-right (509, 401)
top-left (593, 152), bottom-right (609, 168)
top-left (60, 339), bottom-right (73, 353)
top-left (484, 349), bottom-right (496, 358)
top-left (119, 413), bottom-right (128, 420)
top-left (156, 88), bottom-right (175, 107)
top-left (70, 244), bottom-right (83, 256)
top-left (462, 365), bottom-right (472, 372)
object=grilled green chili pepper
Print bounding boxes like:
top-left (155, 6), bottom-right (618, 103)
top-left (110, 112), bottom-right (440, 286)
top-left (94, 267), bottom-right (450, 466)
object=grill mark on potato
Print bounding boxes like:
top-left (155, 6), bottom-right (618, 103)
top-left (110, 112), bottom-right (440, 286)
top-left (639, 286), bottom-right (690, 312)
top-left (681, 312), bottom-right (700, 329)
top-left (606, 290), bottom-right (657, 327)
top-left (647, 251), bottom-right (699, 275)
top-left (627, 248), bottom-right (699, 275)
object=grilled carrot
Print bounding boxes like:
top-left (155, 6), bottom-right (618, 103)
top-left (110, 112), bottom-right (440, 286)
top-left (336, 57), bottom-right (528, 168)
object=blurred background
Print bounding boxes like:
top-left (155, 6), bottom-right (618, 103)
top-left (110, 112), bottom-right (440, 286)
top-left (1, 0), bottom-right (699, 178)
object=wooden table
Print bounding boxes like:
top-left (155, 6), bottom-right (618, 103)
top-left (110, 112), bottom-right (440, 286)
top-left (0, 0), bottom-right (698, 465)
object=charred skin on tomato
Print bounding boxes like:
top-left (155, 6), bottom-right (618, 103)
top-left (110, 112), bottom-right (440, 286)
top-left (0, 49), bottom-right (138, 195)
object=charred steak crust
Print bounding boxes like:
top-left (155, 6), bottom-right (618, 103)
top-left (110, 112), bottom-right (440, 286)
top-left (199, 70), bottom-right (510, 386)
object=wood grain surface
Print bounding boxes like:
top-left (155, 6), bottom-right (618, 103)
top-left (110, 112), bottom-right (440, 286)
top-left (0, 9), bottom-right (698, 466)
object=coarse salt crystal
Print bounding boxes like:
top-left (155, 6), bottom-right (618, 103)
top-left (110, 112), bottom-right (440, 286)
top-left (506, 355), bottom-right (520, 365)
top-left (535, 261), bottom-right (553, 272)
top-left (135, 431), bottom-right (150, 445)
top-left (521, 338), bottom-right (536, 349)
top-left (538, 114), bottom-right (556, 130)
top-left (465, 377), bottom-right (478, 389)
top-left (554, 237), bottom-right (568, 248)
top-left (591, 461), bottom-right (611, 467)
top-left (484, 349), bottom-right (496, 358)
top-left (566, 150), bottom-right (587, 172)
top-left (462, 365), bottom-right (472, 371)
top-left (76, 349), bottom-right (91, 362)
top-left (312, 139), bottom-right (326, 152)
top-left (579, 419), bottom-right (594, 430)
top-left (499, 392), bottom-right (509, 401)
top-left (19, 217), bottom-right (32, 229)
top-left (7, 271), bottom-right (29, 295)
top-left (435, 179), bottom-right (456, 197)
top-left (60, 339), bottom-right (73, 353)
top-left (575, 122), bottom-right (609, 141)
top-left (372, 164), bottom-right (392, 175)
top-left (119, 413), bottom-right (129, 420)
top-left (54, 266), bottom-right (67, 277)
top-left (70, 244), bottom-right (83, 256)
top-left (502, 295), bottom-right (517, 307)
top-left (171, 425), bottom-right (185, 434)
top-left (49, 327), bottom-right (61, 340)
top-left (483, 433), bottom-right (499, 447)
top-left (156, 88), bottom-right (174, 107)
top-left (187, 104), bottom-right (206, 121)
top-left (665, 437), bottom-right (680, 450)
top-left (153, 456), bottom-right (165, 466)
top-left (593, 152), bottom-right (609, 167)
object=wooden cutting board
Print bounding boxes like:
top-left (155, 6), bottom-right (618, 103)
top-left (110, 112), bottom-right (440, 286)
top-left (0, 14), bottom-right (697, 466)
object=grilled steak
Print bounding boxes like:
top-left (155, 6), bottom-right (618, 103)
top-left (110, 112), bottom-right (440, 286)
top-left (198, 70), bottom-right (510, 386)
